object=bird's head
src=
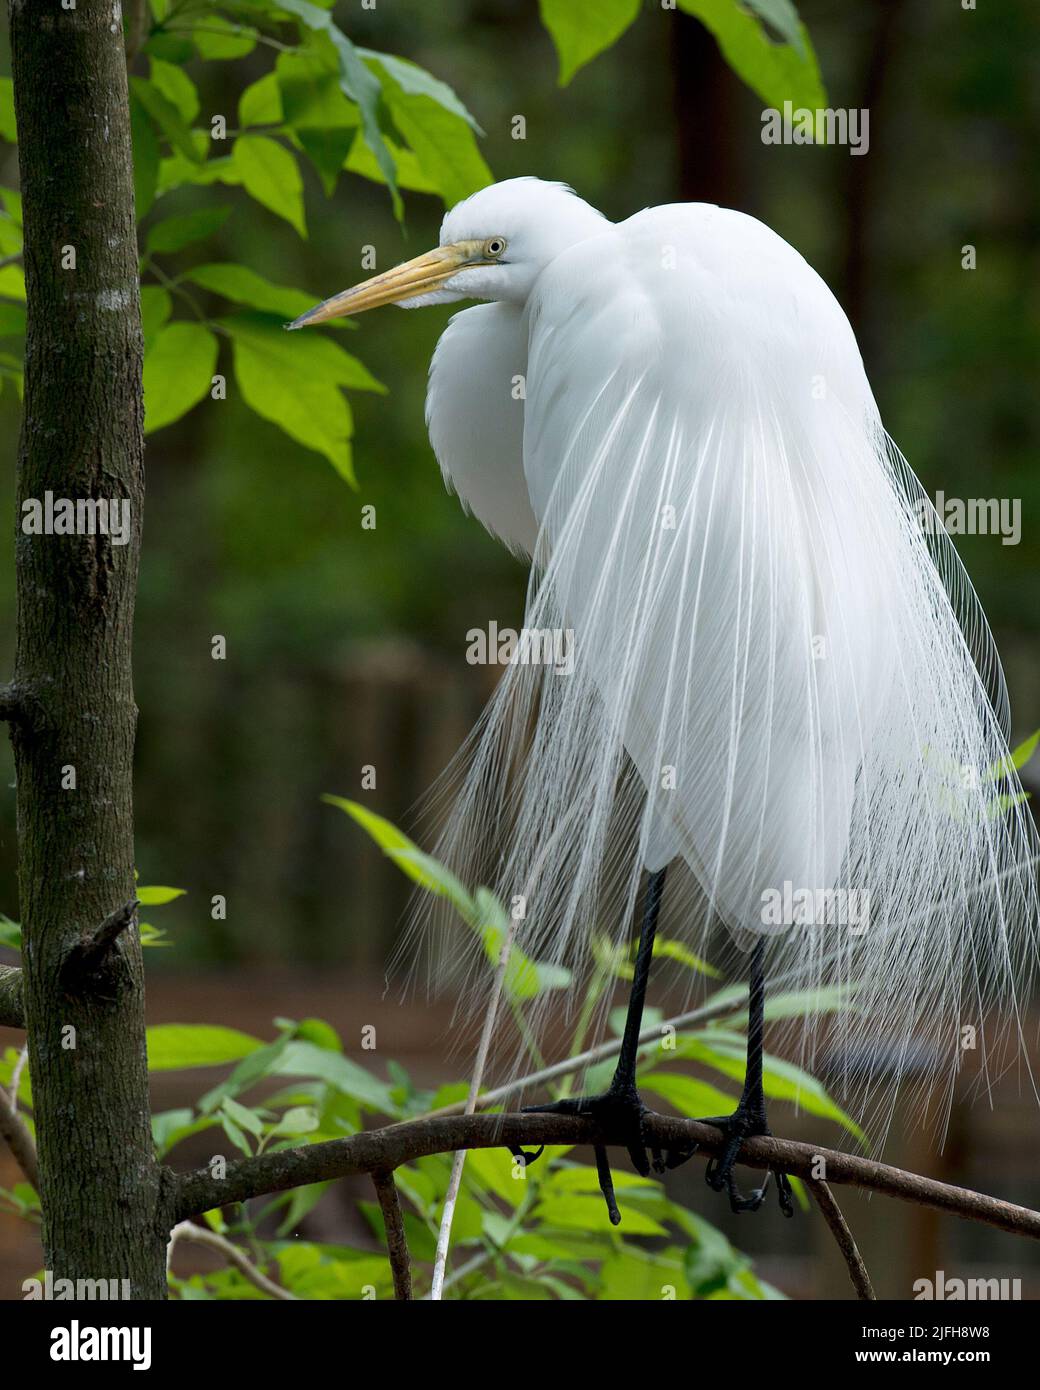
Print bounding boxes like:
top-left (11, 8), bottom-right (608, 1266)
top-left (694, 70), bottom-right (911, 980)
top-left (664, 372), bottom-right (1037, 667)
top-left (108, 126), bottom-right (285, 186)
top-left (287, 177), bottom-right (607, 329)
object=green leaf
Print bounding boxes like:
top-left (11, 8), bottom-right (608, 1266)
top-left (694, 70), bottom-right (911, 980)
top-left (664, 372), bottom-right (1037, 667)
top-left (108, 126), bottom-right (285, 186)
top-left (269, 1041), bottom-right (399, 1115)
top-left (225, 318), bottom-right (354, 483)
top-left (136, 884), bottom-right (185, 906)
top-left (323, 797), bottom-right (464, 898)
top-left (542, 1165), bottom-right (656, 1195)
top-left (744, 0), bottom-right (807, 57)
top-left (290, 1017), bottom-right (343, 1052)
top-left (653, 936), bottom-right (720, 978)
top-left (130, 93), bottom-right (161, 220)
top-left (143, 322), bottom-right (218, 434)
top-left (239, 73), bottom-right (283, 128)
top-left (600, 1247), bottom-right (692, 1301)
top-left (130, 76), bottom-right (203, 164)
top-left (297, 127), bottom-right (357, 195)
top-left (193, 16), bottom-right (257, 60)
top-left (464, 1147), bottom-right (526, 1209)
top-left (270, 1105), bottom-right (321, 1138)
top-left (986, 729), bottom-right (1040, 782)
top-left (222, 1096), bottom-right (266, 1138)
top-left (139, 287), bottom-right (172, 349)
top-left (533, 1194), bottom-right (667, 1236)
top-left (220, 1112), bottom-right (253, 1157)
top-left (233, 135), bottom-right (306, 237)
top-left (149, 58), bottom-right (200, 124)
top-left (0, 213), bottom-right (20, 256)
top-left (343, 132), bottom-right (438, 196)
top-left (147, 1024), bottom-right (263, 1071)
top-left (538, 0), bottom-right (640, 86)
top-left (151, 1107), bottom-right (196, 1153)
top-left (0, 188), bottom-right (22, 226)
top-left (0, 78), bottom-right (15, 142)
top-left (146, 205), bottom-right (230, 255)
top-left (639, 1072), bottom-right (737, 1118)
top-left (157, 141), bottom-right (240, 198)
top-left (0, 915), bottom-right (21, 950)
top-left (145, 31), bottom-right (195, 64)
top-left (277, 43), bottom-right (358, 128)
top-left (184, 262), bottom-right (335, 322)
top-left (713, 983), bottom-right (855, 1027)
top-left (0, 304), bottom-right (26, 337)
top-left (663, 1036), bottom-right (865, 1141)
top-left (356, 49), bottom-right (482, 132)
top-left (257, 0), bottom-right (402, 217)
top-left (198, 1032), bottom-right (295, 1112)
top-left (274, 1181), bottom-right (331, 1235)
top-left (677, 0), bottom-right (826, 111)
top-left (368, 63), bottom-right (492, 207)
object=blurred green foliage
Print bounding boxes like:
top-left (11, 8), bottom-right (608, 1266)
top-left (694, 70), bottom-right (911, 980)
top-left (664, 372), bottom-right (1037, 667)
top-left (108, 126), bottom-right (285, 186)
top-left (2, 831), bottom-right (862, 1299)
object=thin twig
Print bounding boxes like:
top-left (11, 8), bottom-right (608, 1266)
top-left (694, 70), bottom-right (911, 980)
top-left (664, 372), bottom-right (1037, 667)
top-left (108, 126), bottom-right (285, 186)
top-left (372, 1170), bottom-right (413, 1301)
top-left (430, 917), bottom-right (516, 1300)
top-left (167, 1220), bottom-right (297, 1300)
top-left (806, 1177), bottom-right (875, 1300)
top-left (0, 1078), bottom-right (39, 1190)
top-left (424, 992), bottom-right (744, 1119)
top-left (9, 1044), bottom-right (27, 1106)
top-left (173, 1110), bottom-right (1040, 1245)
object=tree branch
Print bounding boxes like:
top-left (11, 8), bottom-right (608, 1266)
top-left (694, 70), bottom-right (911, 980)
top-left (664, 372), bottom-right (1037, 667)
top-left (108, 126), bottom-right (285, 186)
top-left (806, 1177), bottom-right (875, 1301)
top-left (172, 1111), bottom-right (1040, 1246)
top-left (0, 966), bottom-right (24, 1030)
top-left (0, 1073), bottom-right (39, 1190)
top-left (372, 1170), bottom-right (413, 1301)
top-left (167, 1220), bottom-right (296, 1301)
top-left (59, 898), bottom-right (139, 994)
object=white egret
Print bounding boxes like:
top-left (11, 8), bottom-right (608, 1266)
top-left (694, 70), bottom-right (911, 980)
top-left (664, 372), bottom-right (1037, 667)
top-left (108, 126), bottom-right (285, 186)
top-left (291, 178), bottom-right (1039, 1220)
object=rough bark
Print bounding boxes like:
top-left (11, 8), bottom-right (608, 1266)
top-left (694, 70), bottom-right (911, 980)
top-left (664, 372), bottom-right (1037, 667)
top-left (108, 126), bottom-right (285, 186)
top-left (0, 964), bottom-right (23, 1028)
top-left (7, 0), bottom-right (166, 1298)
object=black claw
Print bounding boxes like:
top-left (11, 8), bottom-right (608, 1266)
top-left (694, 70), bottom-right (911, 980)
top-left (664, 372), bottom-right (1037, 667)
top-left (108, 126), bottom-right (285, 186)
top-left (508, 1144), bottom-right (545, 1168)
top-left (699, 1107), bottom-right (793, 1217)
top-left (519, 1085), bottom-right (651, 1226)
top-left (595, 1145), bottom-right (621, 1225)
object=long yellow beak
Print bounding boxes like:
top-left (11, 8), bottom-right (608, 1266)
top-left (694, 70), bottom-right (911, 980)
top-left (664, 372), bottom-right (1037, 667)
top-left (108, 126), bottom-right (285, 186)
top-left (287, 240), bottom-right (486, 329)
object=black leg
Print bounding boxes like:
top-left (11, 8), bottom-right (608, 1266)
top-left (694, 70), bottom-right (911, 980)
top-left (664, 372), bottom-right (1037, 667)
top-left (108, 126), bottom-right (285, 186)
top-left (518, 868), bottom-right (667, 1225)
top-left (696, 939), bottom-right (794, 1217)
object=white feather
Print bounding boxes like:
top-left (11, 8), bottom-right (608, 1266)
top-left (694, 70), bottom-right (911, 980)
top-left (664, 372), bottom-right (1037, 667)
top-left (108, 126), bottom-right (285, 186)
top-left (409, 182), bottom-right (1039, 1143)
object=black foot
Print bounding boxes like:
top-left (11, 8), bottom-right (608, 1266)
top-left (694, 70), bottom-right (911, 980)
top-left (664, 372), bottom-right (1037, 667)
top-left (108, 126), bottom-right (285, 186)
top-left (698, 1104), bottom-right (794, 1217)
top-left (521, 1084), bottom-right (667, 1226)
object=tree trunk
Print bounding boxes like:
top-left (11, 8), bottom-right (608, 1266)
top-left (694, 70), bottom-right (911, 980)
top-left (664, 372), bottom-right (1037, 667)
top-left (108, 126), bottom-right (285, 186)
top-left (8, 0), bottom-right (165, 1297)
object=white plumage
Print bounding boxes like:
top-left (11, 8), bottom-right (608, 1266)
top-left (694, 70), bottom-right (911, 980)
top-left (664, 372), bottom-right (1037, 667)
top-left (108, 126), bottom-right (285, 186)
top-left (300, 178), bottom-right (1040, 1143)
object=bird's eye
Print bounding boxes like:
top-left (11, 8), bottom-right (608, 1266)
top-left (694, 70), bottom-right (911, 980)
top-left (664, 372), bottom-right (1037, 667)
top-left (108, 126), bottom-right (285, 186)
top-left (483, 237), bottom-right (507, 259)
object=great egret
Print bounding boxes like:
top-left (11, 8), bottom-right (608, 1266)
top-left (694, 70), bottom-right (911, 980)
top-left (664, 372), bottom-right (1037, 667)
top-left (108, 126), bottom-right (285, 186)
top-left (291, 178), bottom-right (1039, 1220)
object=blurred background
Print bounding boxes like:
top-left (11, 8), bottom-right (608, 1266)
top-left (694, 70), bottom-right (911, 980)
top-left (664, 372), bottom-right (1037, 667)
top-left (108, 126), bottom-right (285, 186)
top-left (1, 0), bottom-right (1039, 1298)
